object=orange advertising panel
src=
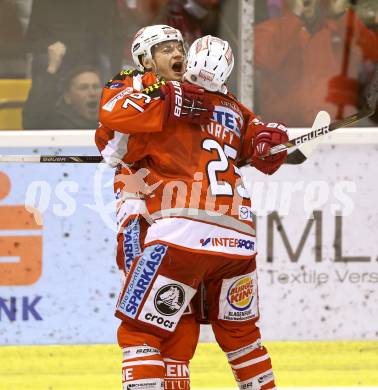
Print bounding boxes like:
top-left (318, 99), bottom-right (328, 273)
top-left (0, 172), bottom-right (43, 286)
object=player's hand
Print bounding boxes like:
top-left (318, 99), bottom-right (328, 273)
top-left (160, 81), bottom-right (214, 126)
top-left (251, 122), bottom-right (289, 175)
top-left (326, 75), bottom-right (358, 107)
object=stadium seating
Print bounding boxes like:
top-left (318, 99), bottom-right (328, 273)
top-left (0, 79), bottom-right (31, 130)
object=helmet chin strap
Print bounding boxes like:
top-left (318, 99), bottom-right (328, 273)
top-left (141, 55), bottom-right (160, 78)
top-left (150, 58), bottom-right (163, 81)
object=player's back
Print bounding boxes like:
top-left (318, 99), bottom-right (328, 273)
top-left (137, 90), bottom-right (256, 259)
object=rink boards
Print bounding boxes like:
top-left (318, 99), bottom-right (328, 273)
top-left (0, 129), bottom-right (377, 346)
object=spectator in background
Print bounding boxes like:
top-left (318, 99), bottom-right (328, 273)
top-left (116, 0), bottom-right (168, 68)
top-left (22, 0), bottom-right (122, 130)
top-left (254, 0), bottom-right (378, 127)
top-left (23, 64), bottom-right (101, 130)
top-left (13, 0), bottom-right (33, 36)
top-left (356, 0), bottom-right (378, 30)
top-left (267, 0), bottom-right (285, 18)
top-left (117, 0), bottom-right (220, 67)
top-left (25, 0), bottom-right (123, 82)
top-left (166, 0), bottom-right (219, 45)
top-left (0, 0), bottom-right (28, 77)
top-left (355, 0), bottom-right (378, 124)
top-left (255, 0), bottom-right (285, 23)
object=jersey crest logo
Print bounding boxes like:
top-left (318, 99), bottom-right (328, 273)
top-left (213, 106), bottom-right (242, 137)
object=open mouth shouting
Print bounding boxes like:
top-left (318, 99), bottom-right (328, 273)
top-left (87, 100), bottom-right (99, 111)
top-left (171, 60), bottom-right (184, 76)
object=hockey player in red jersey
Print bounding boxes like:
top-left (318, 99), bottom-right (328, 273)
top-left (96, 25), bottom-right (214, 390)
top-left (97, 33), bottom-right (288, 389)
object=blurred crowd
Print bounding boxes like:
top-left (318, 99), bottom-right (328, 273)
top-left (0, 0), bottom-right (221, 130)
top-left (254, 0), bottom-right (378, 126)
top-left (0, 0), bottom-right (377, 130)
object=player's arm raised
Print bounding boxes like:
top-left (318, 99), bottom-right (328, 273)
top-left (99, 80), bottom-right (214, 134)
top-left (99, 81), bottom-right (165, 133)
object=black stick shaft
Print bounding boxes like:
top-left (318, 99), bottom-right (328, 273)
top-left (0, 155), bottom-right (104, 163)
top-left (269, 105), bottom-right (374, 156)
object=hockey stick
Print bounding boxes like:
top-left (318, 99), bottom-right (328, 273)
top-left (0, 104), bottom-right (370, 164)
top-left (285, 110), bottom-right (330, 165)
top-left (268, 105), bottom-right (375, 156)
top-left (0, 155), bottom-right (103, 163)
top-left (1, 66), bottom-right (377, 164)
top-left (0, 100), bottom-right (374, 164)
top-left (267, 66), bottom-right (378, 157)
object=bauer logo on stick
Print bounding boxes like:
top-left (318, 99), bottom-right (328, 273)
top-left (294, 125), bottom-right (330, 146)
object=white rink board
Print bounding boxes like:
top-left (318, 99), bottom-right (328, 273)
top-left (0, 130), bottom-right (377, 345)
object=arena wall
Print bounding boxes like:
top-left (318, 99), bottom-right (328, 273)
top-left (0, 129), bottom-right (377, 345)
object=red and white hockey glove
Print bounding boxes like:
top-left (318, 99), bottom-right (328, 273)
top-left (251, 122), bottom-right (289, 175)
top-left (160, 81), bottom-right (214, 126)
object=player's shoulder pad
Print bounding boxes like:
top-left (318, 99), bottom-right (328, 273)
top-left (105, 69), bottom-right (144, 89)
top-left (225, 91), bottom-right (239, 103)
top-left (141, 80), bottom-right (166, 97)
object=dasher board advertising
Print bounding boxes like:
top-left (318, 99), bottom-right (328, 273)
top-left (0, 143), bottom-right (377, 344)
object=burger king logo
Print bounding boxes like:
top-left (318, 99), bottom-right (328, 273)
top-left (227, 276), bottom-right (254, 311)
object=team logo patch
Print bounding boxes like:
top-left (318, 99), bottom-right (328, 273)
top-left (239, 205), bottom-right (254, 222)
top-left (138, 275), bottom-right (196, 332)
top-left (108, 81), bottom-right (124, 89)
top-left (155, 284), bottom-right (185, 316)
top-left (123, 220), bottom-right (142, 272)
top-left (117, 244), bottom-right (167, 319)
top-left (102, 87), bottom-right (133, 112)
top-left (218, 271), bottom-right (258, 321)
top-left (199, 69), bottom-right (215, 82)
top-left (196, 36), bottom-right (209, 53)
top-left (199, 237), bottom-right (254, 251)
top-left (227, 275), bottom-right (254, 311)
top-left (163, 27), bottom-right (178, 35)
top-left (213, 106), bottom-right (242, 137)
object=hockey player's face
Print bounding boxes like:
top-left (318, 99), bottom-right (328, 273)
top-left (152, 40), bottom-right (185, 81)
top-left (64, 72), bottom-right (102, 121)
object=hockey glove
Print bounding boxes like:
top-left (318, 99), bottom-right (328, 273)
top-left (160, 81), bottom-right (214, 126)
top-left (251, 122), bottom-right (289, 175)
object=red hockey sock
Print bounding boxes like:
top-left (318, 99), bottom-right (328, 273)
top-left (164, 358), bottom-right (190, 389)
top-left (121, 345), bottom-right (165, 389)
top-left (226, 340), bottom-right (276, 389)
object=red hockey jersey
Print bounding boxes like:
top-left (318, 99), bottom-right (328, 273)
top-left (96, 71), bottom-right (260, 259)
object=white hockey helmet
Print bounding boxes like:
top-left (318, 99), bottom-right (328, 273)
top-left (131, 25), bottom-right (184, 71)
top-left (184, 35), bottom-right (234, 92)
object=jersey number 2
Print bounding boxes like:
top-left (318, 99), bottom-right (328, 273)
top-left (202, 139), bottom-right (249, 199)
